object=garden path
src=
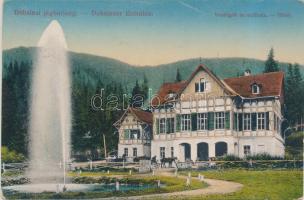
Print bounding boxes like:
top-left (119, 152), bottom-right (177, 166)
top-left (98, 169), bottom-right (243, 199)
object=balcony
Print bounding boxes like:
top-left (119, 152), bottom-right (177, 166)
top-left (119, 139), bottom-right (150, 144)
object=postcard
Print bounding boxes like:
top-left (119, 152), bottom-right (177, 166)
top-left (1, 0), bottom-right (303, 199)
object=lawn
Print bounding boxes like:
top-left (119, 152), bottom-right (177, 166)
top-left (180, 169), bottom-right (303, 200)
top-left (4, 173), bottom-right (207, 199)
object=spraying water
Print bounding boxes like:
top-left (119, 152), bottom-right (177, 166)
top-left (27, 20), bottom-right (71, 186)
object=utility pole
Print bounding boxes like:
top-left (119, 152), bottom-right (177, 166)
top-left (103, 134), bottom-right (107, 158)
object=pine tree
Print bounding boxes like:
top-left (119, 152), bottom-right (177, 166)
top-left (175, 68), bottom-right (182, 82)
top-left (285, 63), bottom-right (304, 127)
top-left (264, 48), bottom-right (279, 73)
top-left (131, 80), bottom-right (144, 108)
top-left (141, 73), bottom-right (149, 101)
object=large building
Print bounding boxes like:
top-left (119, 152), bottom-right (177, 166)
top-left (115, 65), bottom-right (285, 162)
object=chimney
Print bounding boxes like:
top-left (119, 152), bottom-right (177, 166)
top-left (244, 69), bottom-right (251, 76)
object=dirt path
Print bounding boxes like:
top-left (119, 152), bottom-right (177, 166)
top-left (97, 170), bottom-right (243, 200)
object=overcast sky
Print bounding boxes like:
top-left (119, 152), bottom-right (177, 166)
top-left (3, 0), bottom-right (304, 66)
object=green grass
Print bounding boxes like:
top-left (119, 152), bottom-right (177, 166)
top-left (2, 170), bottom-right (23, 177)
top-left (180, 169), bottom-right (303, 200)
top-left (4, 174), bottom-right (207, 199)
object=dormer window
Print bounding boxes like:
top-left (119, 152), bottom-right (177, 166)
top-left (168, 92), bottom-right (175, 98)
top-left (195, 78), bottom-right (207, 92)
top-left (252, 84), bottom-right (260, 94)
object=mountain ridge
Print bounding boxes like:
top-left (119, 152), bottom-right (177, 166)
top-left (3, 46), bottom-right (303, 92)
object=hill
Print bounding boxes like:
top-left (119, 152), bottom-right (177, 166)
top-left (3, 47), bottom-right (302, 93)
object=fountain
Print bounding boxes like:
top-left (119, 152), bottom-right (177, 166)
top-left (26, 20), bottom-right (71, 188)
top-left (2, 20), bottom-right (159, 197)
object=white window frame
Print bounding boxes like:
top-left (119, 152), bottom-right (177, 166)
top-left (199, 78), bottom-right (206, 92)
top-left (133, 148), bottom-right (137, 157)
top-left (215, 112), bottom-right (225, 129)
top-left (257, 113), bottom-right (265, 130)
top-left (181, 114), bottom-right (191, 131)
top-left (197, 113), bottom-right (207, 130)
top-left (130, 129), bottom-right (140, 139)
top-left (244, 145), bottom-right (251, 156)
top-left (167, 118), bottom-right (175, 134)
top-left (124, 148), bottom-right (128, 157)
top-left (160, 147), bottom-right (165, 159)
top-left (243, 113), bottom-right (251, 131)
top-left (159, 118), bottom-right (166, 134)
top-left (252, 84), bottom-right (260, 94)
top-left (195, 78), bottom-right (209, 93)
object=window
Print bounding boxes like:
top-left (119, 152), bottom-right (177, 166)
top-left (195, 78), bottom-right (207, 92)
top-left (171, 147), bottom-right (174, 158)
top-left (252, 84), bottom-right (260, 94)
top-left (130, 129), bottom-right (140, 139)
top-left (243, 113), bottom-right (251, 130)
top-left (244, 145), bottom-right (251, 156)
top-left (276, 117), bottom-right (280, 132)
top-left (197, 113), bottom-right (207, 130)
top-left (274, 114), bottom-right (277, 131)
top-left (133, 148), bottom-right (137, 157)
top-left (257, 113), bottom-right (265, 130)
top-left (159, 118), bottom-right (166, 134)
top-left (160, 147), bottom-right (165, 159)
top-left (181, 114), bottom-right (191, 131)
top-left (124, 130), bottom-right (130, 139)
top-left (168, 92), bottom-right (176, 99)
top-left (124, 148), bottom-right (128, 157)
top-left (215, 112), bottom-right (225, 129)
top-left (166, 118), bottom-right (175, 134)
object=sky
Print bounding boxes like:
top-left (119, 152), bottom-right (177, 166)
top-left (3, 0), bottom-right (304, 66)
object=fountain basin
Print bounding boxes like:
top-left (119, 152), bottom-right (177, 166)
top-left (3, 183), bottom-right (157, 194)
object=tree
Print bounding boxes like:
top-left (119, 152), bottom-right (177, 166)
top-left (264, 48), bottom-right (279, 73)
top-left (141, 73), bottom-right (149, 100)
top-left (285, 63), bottom-right (304, 128)
top-left (175, 68), bottom-right (182, 82)
top-left (130, 80), bottom-right (144, 108)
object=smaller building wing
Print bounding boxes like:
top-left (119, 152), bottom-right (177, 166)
top-left (130, 107), bottom-right (153, 124)
top-left (113, 107), bottom-right (152, 128)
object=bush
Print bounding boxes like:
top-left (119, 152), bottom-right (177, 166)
top-left (1, 146), bottom-right (25, 163)
top-left (215, 154), bottom-right (242, 161)
top-left (246, 153), bottom-right (284, 160)
top-left (285, 132), bottom-right (303, 159)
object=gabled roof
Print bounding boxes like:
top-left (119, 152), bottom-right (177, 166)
top-left (152, 65), bottom-right (284, 106)
top-left (152, 65), bottom-right (236, 106)
top-left (130, 107), bottom-right (153, 124)
top-left (178, 65), bottom-right (235, 95)
top-left (151, 81), bottom-right (187, 106)
top-left (113, 107), bottom-right (152, 127)
top-left (223, 71), bottom-right (284, 98)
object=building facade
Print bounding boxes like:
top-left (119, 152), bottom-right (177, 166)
top-left (114, 107), bottom-right (152, 161)
top-left (115, 65), bottom-right (285, 162)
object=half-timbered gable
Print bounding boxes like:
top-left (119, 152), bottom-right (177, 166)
top-left (114, 107), bottom-right (152, 161)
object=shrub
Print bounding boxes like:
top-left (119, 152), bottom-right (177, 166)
top-left (285, 132), bottom-right (303, 159)
top-left (1, 146), bottom-right (25, 163)
top-left (246, 153), bottom-right (284, 160)
top-left (215, 154), bottom-right (242, 161)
